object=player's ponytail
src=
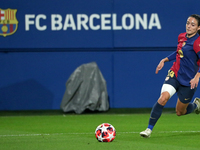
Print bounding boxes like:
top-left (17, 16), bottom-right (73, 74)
top-left (190, 14), bottom-right (200, 35)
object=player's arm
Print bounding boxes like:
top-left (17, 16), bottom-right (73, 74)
top-left (191, 38), bottom-right (200, 89)
top-left (155, 51), bottom-right (176, 74)
top-left (167, 51), bottom-right (176, 61)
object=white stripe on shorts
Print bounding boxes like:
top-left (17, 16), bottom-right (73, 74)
top-left (161, 84), bottom-right (176, 98)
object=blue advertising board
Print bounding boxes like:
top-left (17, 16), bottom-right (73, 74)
top-left (0, 0), bottom-right (200, 49)
top-left (1, 0), bottom-right (200, 111)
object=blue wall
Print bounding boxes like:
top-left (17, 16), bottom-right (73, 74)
top-left (1, 0), bottom-right (200, 110)
top-left (1, 49), bottom-right (199, 110)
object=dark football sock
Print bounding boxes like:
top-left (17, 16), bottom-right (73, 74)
top-left (147, 102), bottom-right (164, 130)
top-left (185, 103), bottom-right (197, 114)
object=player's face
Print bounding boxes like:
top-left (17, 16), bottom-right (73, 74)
top-left (186, 17), bottom-right (200, 38)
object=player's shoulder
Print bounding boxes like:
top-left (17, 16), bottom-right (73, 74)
top-left (195, 35), bottom-right (200, 42)
top-left (193, 35), bottom-right (200, 52)
top-left (194, 35), bottom-right (200, 44)
top-left (178, 32), bottom-right (187, 42)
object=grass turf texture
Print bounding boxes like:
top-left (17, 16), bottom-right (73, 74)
top-left (0, 110), bottom-right (200, 150)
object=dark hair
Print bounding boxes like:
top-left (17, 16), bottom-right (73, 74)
top-left (190, 14), bottom-right (200, 35)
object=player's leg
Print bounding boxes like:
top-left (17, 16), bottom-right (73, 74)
top-left (139, 93), bottom-right (167, 138)
top-left (140, 84), bottom-right (175, 138)
top-left (140, 70), bottom-right (177, 138)
top-left (176, 99), bottom-right (189, 116)
top-left (176, 98), bottom-right (198, 115)
top-left (148, 91), bottom-right (170, 129)
top-left (176, 85), bottom-right (198, 116)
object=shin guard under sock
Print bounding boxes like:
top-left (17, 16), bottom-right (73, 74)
top-left (148, 102), bottom-right (164, 130)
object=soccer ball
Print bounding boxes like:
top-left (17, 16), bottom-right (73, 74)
top-left (95, 123), bottom-right (116, 142)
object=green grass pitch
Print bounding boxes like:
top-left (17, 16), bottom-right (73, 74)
top-left (0, 110), bottom-right (200, 150)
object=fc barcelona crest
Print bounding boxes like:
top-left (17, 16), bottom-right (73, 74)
top-left (0, 8), bottom-right (18, 37)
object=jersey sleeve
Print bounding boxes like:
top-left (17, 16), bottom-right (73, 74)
top-left (167, 51), bottom-right (176, 61)
top-left (194, 36), bottom-right (200, 72)
top-left (193, 36), bottom-right (200, 54)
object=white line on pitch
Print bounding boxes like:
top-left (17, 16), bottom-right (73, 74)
top-left (0, 131), bottom-right (200, 137)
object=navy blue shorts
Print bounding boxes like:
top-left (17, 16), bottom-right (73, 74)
top-left (163, 70), bottom-right (197, 104)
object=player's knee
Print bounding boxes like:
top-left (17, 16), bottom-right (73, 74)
top-left (158, 93), bottom-right (169, 106)
top-left (176, 109), bottom-right (186, 116)
top-left (176, 111), bottom-right (182, 116)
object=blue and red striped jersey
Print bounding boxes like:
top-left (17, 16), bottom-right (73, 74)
top-left (168, 32), bottom-right (200, 86)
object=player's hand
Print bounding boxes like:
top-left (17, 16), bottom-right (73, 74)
top-left (155, 59), bottom-right (165, 74)
top-left (190, 73), bottom-right (200, 89)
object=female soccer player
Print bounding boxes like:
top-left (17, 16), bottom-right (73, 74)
top-left (140, 14), bottom-right (200, 138)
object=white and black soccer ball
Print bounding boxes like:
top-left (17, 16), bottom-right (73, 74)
top-left (95, 123), bottom-right (116, 142)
